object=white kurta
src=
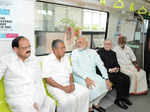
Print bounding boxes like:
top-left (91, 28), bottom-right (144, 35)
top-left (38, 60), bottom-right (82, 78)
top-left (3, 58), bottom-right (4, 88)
top-left (71, 49), bottom-right (108, 103)
top-left (0, 53), bottom-right (56, 112)
top-left (113, 45), bottom-right (148, 94)
top-left (42, 53), bottom-right (89, 112)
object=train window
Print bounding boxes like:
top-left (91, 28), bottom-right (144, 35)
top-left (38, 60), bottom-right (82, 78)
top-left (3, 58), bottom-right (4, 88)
top-left (83, 9), bottom-right (107, 32)
top-left (35, 1), bottom-right (109, 56)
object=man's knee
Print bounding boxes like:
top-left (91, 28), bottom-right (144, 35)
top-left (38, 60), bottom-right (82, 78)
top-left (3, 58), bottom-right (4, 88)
top-left (75, 84), bottom-right (89, 97)
top-left (46, 97), bottom-right (56, 107)
top-left (11, 105), bottom-right (37, 112)
top-left (58, 96), bottom-right (75, 107)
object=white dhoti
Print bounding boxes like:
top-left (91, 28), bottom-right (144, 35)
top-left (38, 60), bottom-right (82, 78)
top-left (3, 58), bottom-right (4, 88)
top-left (9, 102), bottom-right (37, 112)
top-left (39, 96), bottom-right (56, 112)
top-left (11, 105), bottom-right (37, 112)
top-left (121, 65), bottom-right (148, 95)
top-left (47, 83), bottom-right (89, 112)
top-left (7, 95), bottom-right (56, 112)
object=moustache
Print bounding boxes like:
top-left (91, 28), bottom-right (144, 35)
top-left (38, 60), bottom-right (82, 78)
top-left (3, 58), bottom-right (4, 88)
top-left (26, 50), bottom-right (31, 54)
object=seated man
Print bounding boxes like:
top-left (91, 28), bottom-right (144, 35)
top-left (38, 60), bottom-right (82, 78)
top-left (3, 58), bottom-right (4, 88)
top-left (113, 36), bottom-right (148, 95)
top-left (42, 39), bottom-right (89, 112)
top-left (0, 36), bottom-right (56, 112)
top-left (97, 40), bottom-right (132, 109)
top-left (71, 37), bottom-right (112, 112)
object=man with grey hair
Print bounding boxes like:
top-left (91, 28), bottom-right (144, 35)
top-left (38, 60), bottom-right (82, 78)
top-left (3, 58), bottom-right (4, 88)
top-left (42, 39), bottom-right (89, 112)
top-left (97, 40), bottom-right (131, 110)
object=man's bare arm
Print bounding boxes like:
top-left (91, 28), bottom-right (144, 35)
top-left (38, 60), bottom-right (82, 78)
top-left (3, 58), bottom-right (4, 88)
top-left (69, 73), bottom-right (74, 84)
top-left (45, 77), bottom-right (73, 93)
top-left (45, 78), bottom-right (64, 90)
top-left (132, 61), bottom-right (140, 71)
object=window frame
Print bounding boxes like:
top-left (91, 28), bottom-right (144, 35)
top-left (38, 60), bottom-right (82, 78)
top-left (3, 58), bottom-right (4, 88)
top-left (35, 0), bottom-right (109, 56)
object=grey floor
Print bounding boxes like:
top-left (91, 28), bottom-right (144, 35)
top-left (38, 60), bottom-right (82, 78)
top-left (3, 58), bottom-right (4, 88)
top-left (96, 90), bottom-right (150, 112)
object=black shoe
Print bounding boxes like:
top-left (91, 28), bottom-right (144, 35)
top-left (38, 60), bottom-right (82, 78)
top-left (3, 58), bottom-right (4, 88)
top-left (148, 83), bottom-right (150, 88)
top-left (93, 105), bottom-right (106, 112)
top-left (114, 100), bottom-right (128, 110)
top-left (121, 98), bottom-right (132, 106)
top-left (89, 110), bottom-right (94, 112)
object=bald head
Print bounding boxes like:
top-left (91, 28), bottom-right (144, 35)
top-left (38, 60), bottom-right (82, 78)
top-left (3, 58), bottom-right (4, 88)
top-left (118, 36), bottom-right (126, 49)
top-left (77, 37), bottom-right (88, 50)
top-left (104, 40), bottom-right (112, 51)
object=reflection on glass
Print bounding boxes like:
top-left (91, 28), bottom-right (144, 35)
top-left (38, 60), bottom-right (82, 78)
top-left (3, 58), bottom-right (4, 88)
top-left (93, 34), bottom-right (105, 48)
top-left (83, 9), bottom-right (107, 31)
top-left (35, 31), bottom-right (81, 55)
top-left (35, 3), bottom-right (107, 32)
top-left (35, 2), bottom-right (108, 55)
top-left (54, 5), bottom-right (67, 32)
top-left (35, 2), bottom-right (44, 31)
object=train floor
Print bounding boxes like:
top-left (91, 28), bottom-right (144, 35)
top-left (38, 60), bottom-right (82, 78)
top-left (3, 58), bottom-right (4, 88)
top-left (96, 89), bottom-right (150, 112)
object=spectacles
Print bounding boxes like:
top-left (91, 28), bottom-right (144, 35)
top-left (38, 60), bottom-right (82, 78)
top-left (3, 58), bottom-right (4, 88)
top-left (19, 45), bottom-right (31, 50)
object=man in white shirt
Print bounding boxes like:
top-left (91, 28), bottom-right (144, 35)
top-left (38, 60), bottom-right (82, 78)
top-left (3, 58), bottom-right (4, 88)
top-left (42, 39), bottom-right (89, 112)
top-left (0, 36), bottom-right (56, 112)
top-left (113, 36), bottom-right (148, 95)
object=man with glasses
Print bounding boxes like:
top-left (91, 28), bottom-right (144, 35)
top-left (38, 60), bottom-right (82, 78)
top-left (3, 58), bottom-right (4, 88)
top-left (0, 36), bottom-right (56, 112)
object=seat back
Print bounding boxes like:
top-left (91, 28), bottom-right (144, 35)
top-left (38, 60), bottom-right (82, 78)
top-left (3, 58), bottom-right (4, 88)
top-left (0, 77), bottom-right (11, 112)
top-left (40, 61), bottom-right (58, 106)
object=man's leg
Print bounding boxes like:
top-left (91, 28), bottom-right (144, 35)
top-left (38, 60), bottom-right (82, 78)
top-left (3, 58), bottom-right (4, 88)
top-left (40, 96), bottom-right (56, 112)
top-left (109, 73), bottom-right (131, 109)
top-left (121, 66), bottom-right (137, 94)
top-left (47, 86), bottom-right (76, 112)
top-left (114, 72), bottom-right (130, 99)
top-left (145, 69), bottom-right (150, 87)
top-left (72, 83), bottom-right (89, 112)
top-left (88, 75), bottom-right (108, 112)
top-left (136, 70), bottom-right (148, 94)
top-left (91, 92), bottom-right (107, 112)
top-left (144, 65), bottom-right (150, 87)
top-left (7, 98), bottom-right (37, 112)
top-left (11, 104), bottom-right (37, 112)
top-left (116, 72), bottom-right (132, 105)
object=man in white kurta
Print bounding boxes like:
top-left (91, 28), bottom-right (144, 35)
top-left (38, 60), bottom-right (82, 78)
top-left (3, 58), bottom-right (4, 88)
top-left (42, 39), bottom-right (89, 112)
top-left (113, 36), bottom-right (148, 95)
top-left (0, 36), bottom-right (56, 112)
top-left (71, 37), bottom-right (112, 112)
